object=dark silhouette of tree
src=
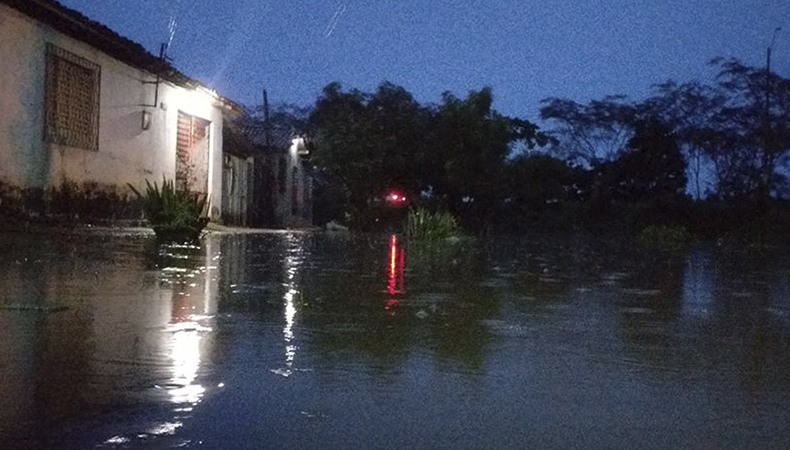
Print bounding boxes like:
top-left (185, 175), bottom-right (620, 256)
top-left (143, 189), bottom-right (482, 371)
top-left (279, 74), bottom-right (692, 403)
top-left (506, 154), bottom-right (581, 210)
top-left (613, 120), bottom-right (687, 202)
top-left (710, 58), bottom-right (790, 200)
top-left (539, 95), bottom-right (637, 165)
top-left (645, 59), bottom-right (790, 200)
top-left (642, 81), bottom-right (723, 200)
top-left (309, 82), bottom-right (432, 224)
top-left (307, 83), bottom-right (554, 228)
top-left (431, 88), bottom-right (512, 230)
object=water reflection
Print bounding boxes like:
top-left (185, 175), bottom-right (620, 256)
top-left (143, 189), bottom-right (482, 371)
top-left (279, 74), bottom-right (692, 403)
top-left (3, 232), bottom-right (790, 448)
top-left (682, 247), bottom-right (715, 318)
top-left (388, 234), bottom-right (405, 297)
top-left (271, 233), bottom-right (307, 377)
top-left (0, 232), bottom-right (222, 448)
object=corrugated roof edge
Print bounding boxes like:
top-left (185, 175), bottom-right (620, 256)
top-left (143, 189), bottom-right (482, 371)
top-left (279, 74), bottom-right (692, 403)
top-left (1, 0), bottom-right (243, 112)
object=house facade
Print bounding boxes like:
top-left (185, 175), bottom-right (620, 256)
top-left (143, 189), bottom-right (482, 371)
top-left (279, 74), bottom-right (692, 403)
top-left (0, 0), bottom-right (239, 221)
top-left (269, 136), bottom-right (312, 228)
top-left (236, 122), bottom-right (313, 229)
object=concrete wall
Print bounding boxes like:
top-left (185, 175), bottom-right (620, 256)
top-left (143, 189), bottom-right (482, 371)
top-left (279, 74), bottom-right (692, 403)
top-left (0, 4), bottom-right (225, 219)
top-left (272, 138), bottom-right (312, 228)
top-left (222, 153), bottom-right (254, 226)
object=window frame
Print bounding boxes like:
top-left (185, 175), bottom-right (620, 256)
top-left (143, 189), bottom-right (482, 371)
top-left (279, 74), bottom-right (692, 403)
top-left (44, 43), bottom-right (101, 151)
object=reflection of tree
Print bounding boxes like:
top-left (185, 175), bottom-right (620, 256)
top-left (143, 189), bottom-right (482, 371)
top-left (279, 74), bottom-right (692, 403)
top-left (295, 234), bottom-right (503, 376)
top-left (310, 313), bottom-right (418, 376)
top-left (613, 246), bottom-right (692, 378)
top-left (706, 248), bottom-right (790, 391)
top-left (430, 288), bottom-right (498, 371)
top-left (614, 245), bottom-right (790, 392)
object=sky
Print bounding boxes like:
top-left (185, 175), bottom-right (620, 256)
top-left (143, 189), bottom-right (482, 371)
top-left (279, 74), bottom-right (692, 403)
top-left (57, 0), bottom-right (790, 121)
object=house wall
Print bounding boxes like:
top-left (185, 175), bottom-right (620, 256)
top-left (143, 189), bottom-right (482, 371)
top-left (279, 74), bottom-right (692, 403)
top-left (222, 153), bottom-right (254, 226)
top-left (271, 139), bottom-right (312, 228)
top-left (0, 4), bottom-right (224, 219)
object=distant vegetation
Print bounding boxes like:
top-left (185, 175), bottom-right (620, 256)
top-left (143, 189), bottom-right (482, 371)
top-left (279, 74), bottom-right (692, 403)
top-left (246, 57), bottom-right (790, 243)
top-left (404, 207), bottom-right (462, 241)
top-left (637, 225), bottom-right (694, 252)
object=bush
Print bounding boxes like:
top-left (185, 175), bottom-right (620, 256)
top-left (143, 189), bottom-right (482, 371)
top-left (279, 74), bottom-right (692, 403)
top-left (128, 178), bottom-right (209, 242)
top-left (404, 207), bottom-right (461, 241)
top-left (638, 225), bottom-right (693, 251)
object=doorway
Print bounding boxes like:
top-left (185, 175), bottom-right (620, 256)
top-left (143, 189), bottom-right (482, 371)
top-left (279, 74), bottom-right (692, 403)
top-left (176, 111), bottom-right (210, 194)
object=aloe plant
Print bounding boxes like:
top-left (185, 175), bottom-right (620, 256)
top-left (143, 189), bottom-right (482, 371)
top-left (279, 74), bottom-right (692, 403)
top-left (128, 178), bottom-right (209, 241)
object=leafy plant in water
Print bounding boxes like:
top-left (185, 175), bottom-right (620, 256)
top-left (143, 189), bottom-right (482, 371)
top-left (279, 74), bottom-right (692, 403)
top-left (638, 225), bottom-right (693, 251)
top-left (404, 207), bottom-right (462, 241)
top-left (128, 178), bottom-right (209, 241)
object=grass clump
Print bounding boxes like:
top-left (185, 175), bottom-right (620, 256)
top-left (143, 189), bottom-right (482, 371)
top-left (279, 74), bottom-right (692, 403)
top-left (128, 178), bottom-right (209, 242)
top-left (638, 225), bottom-right (694, 251)
top-left (404, 207), bottom-right (462, 241)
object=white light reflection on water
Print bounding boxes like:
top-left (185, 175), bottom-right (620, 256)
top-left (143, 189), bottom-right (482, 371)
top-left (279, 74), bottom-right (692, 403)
top-left (166, 322), bottom-right (208, 404)
top-left (99, 240), bottom-right (221, 448)
top-left (272, 235), bottom-right (304, 377)
top-left (682, 248), bottom-right (715, 318)
top-left (146, 421), bottom-right (182, 435)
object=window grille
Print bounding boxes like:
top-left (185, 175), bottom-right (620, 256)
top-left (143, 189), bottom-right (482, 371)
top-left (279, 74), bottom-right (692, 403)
top-left (44, 44), bottom-right (101, 151)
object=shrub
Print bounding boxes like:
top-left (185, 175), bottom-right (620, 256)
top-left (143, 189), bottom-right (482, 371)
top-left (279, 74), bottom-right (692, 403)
top-left (404, 207), bottom-right (461, 241)
top-left (128, 178), bottom-right (209, 242)
top-left (638, 225), bottom-right (693, 251)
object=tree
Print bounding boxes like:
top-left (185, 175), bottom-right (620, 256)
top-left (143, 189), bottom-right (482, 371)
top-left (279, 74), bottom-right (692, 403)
top-left (613, 120), bottom-right (687, 202)
top-left (309, 82), bottom-right (432, 224)
top-left (710, 58), bottom-right (790, 200)
top-left (506, 154), bottom-right (579, 210)
top-left (644, 59), bottom-right (790, 200)
top-left (431, 88), bottom-right (512, 229)
top-left (539, 95), bottom-right (637, 166)
top-left (642, 81), bottom-right (723, 199)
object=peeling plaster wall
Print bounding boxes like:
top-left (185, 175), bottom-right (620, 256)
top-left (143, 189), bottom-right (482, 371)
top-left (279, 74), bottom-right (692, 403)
top-left (0, 4), bottom-right (224, 219)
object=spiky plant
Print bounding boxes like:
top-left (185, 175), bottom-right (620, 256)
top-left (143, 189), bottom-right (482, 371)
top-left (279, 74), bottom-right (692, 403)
top-left (128, 178), bottom-right (209, 241)
top-left (404, 207), bottom-right (461, 241)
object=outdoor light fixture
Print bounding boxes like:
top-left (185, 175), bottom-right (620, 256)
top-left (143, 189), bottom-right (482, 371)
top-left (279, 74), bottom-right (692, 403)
top-left (141, 110), bottom-right (151, 130)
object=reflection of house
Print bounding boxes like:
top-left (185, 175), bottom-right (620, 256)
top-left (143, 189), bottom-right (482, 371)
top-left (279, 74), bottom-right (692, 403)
top-left (224, 118), bottom-right (312, 228)
top-left (0, 0), bottom-right (241, 221)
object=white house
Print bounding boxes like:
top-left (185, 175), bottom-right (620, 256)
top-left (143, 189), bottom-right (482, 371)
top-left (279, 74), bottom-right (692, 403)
top-left (0, 0), bottom-right (240, 221)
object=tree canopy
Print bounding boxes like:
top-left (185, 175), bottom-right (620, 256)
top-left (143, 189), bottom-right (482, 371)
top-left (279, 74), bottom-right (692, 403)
top-left (239, 57), bottom-right (790, 234)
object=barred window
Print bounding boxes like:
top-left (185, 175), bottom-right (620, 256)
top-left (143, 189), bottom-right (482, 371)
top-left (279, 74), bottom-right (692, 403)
top-left (44, 44), bottom-right (101, 151)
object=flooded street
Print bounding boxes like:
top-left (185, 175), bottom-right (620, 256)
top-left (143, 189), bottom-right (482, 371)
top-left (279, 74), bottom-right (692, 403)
top-left (1, 230), bottom-right (790, 449)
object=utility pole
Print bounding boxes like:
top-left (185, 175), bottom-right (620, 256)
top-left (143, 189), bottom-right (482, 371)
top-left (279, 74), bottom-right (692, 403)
top-left (761, 27), bottom-right (781, 201)
top-left (766, 27), bottom-right (780, 112)
top-left (263, 89), bottom-right (271, 148)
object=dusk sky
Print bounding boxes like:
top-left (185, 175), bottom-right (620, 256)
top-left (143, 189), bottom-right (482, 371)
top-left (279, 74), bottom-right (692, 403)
top-left (58, 0), bottom-right (789, 120)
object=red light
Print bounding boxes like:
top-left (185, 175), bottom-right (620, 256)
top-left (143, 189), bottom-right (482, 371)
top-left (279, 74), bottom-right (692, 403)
top-left (385, 299), bottom-right (400, 310)
top-left (386, 191), bottom-right (407, 205)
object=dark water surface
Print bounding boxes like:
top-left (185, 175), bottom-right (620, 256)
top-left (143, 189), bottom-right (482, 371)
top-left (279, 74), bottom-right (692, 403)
top-left (1, 230), bottom-right (790, 449)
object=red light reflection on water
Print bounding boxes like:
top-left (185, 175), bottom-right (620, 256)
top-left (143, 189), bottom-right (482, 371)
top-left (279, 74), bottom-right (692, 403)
top-left (388, 235), bottom-right (405, 296)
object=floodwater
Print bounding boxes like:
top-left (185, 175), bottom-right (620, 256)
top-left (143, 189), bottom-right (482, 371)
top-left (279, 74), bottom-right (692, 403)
top-left (1, 230), bottom-right (789, 450)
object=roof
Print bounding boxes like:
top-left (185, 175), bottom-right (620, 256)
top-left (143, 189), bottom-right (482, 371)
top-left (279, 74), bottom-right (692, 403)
top-left (240, 123), bottom-right (300, 151)
top-left (1, 0), bottom-right (242, 111)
